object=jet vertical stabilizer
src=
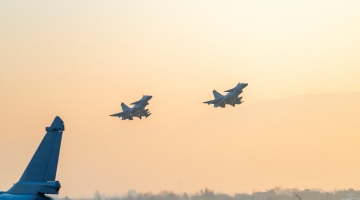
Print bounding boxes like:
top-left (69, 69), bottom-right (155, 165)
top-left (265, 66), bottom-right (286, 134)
top-left (121, 103), bottom-right (130, 111)
top-left (213, 90), bottom-right (223, 99)
top-left (7, 116), bottom-right (64, 195)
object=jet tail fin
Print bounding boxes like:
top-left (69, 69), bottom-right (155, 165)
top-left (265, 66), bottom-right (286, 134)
top-left (8, 116), bottom-right (64, 195)
top-left (20, 116), bottom-right (64, 182)
top-left (121, 102), bottom-right (131, 111)
top-left (213, 90), bottom-right (223, 99)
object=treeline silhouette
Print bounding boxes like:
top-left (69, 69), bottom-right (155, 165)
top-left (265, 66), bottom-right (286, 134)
top-left (59, 187), bottom-right (360, 200)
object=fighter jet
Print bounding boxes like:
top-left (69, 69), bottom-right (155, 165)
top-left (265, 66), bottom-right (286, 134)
top-left (203, 83), bottom-right (248, 108)
top-left (110, 95), bottom-right (152, 120)
top-left (0, 116), bottom-right (64, 200)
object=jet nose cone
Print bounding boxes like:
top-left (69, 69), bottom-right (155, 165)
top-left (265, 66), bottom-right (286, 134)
top-left (147, 95), bottom-right (152, 100)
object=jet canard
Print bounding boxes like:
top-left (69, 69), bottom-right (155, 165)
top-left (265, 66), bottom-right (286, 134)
top-left (0, 116), bottom-right (64, 200)
top-left (110, 95), bottom-right (152, 120)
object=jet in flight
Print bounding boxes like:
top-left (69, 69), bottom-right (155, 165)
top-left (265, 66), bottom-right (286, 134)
top-left (110, 95), bottom-right (152, 120)
top-left (0, 116), bottom-right (65, 200)
top-left (203, 83), bottom-right (248, 108)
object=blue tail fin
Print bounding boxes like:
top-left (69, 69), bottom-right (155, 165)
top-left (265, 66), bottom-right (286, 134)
top-left (20, 116), bottom-right (64, 182)
top-left (121, 102), bottom-right (131, 111)
top-left (212, 90), bottom-right (223, 99)
top-left (7, 116), bottom-right (64, 194)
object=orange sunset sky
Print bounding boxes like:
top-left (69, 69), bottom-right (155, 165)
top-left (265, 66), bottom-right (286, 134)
top-left (1, 0), bottom-right (360, 198)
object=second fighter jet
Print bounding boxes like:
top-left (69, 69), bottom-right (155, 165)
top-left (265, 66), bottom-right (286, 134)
top-left (110, 95), bottom-right (152, 120)
top-left (203, 83), bottom-right (248, 108)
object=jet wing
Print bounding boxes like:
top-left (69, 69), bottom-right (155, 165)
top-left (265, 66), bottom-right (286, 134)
top-left (225, 88), bottom-right (243, 93)
top-left (110, 112), bottom-right (123, 117)
top-left (224, 88), bottom-right (235, 92)
top-left (111, 112), bottom-right (134, 120)
top-left (203, 100), bottom-right (215, 105)
top-left (227, 89), bottom-right (243, 95)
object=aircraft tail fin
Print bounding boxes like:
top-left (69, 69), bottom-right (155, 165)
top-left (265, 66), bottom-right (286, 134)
top-left (8, 116), bottom-right (64, 195)
top-left (212, 90), bottom-right (223, 99)
top-left (121, 102), bottom-right (131, 111)
top-left (20, 116), bottom-right (64, 182)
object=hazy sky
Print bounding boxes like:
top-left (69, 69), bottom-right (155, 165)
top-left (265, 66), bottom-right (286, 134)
top-left (1, 0), bottom-right (360, 197)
